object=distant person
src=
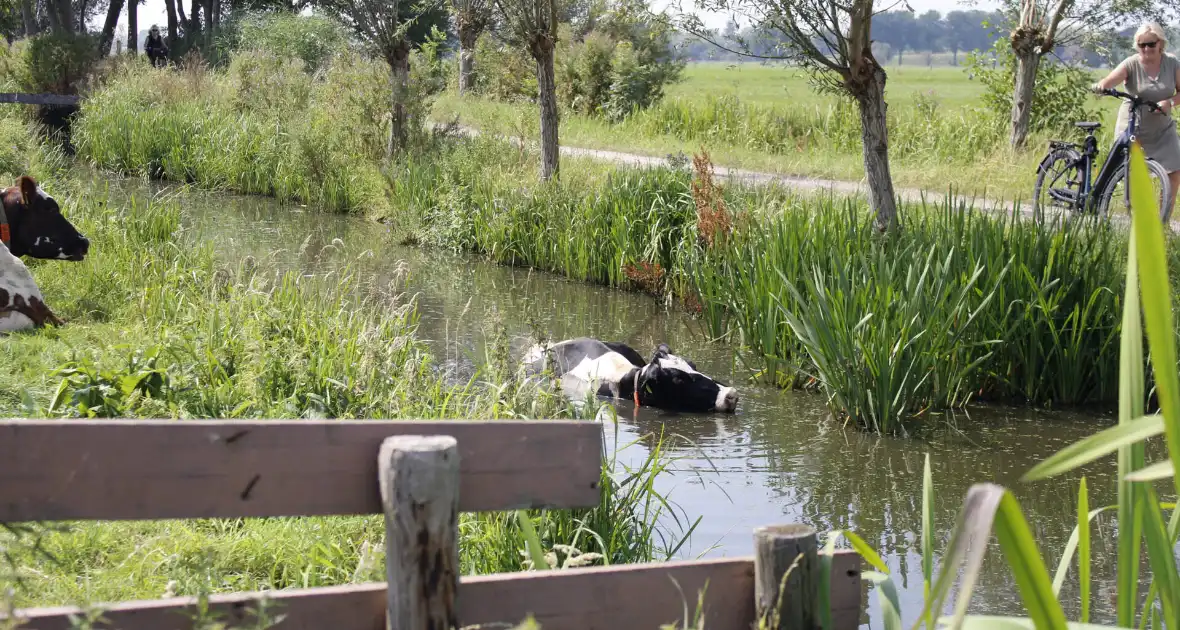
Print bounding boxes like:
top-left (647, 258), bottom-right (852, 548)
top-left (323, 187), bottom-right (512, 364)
top-left (1092, 21), bottom-right (1180, 217)
top-left (144, 25), bottom-right (168, 68)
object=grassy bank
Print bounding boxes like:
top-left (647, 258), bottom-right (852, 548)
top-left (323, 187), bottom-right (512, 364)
top-left (0, 115), bottom-right (689, 615)
top-left (69, 49), bottom-right (1180, 435)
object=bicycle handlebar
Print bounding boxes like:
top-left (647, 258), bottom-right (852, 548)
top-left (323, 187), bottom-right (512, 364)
top-left (1096, 87), bottom-right (1165, 114)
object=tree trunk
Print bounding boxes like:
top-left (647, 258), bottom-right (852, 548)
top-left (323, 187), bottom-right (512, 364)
top-left (165, 0), bottom-right (178, 47)
top-left (532, 36), bottom-right (559, 181)
top-left (97, 0), bottom-right (124, 56)
top-left (127, 0), bottom-right (137, 53)
top-left (457, 21), bottom-right (478, 94)
top-left (386, 41), bottom-right (411, 158)
top-left (952, 49), bottom-right (958, 66)
top-left (21, 0), bottom-right (37, 37)
top-left (851, 60), bottom-right (898, 231)
top-left (1009, 49), bottom-right (1040, 150)
top-left (176, 0), bottom-right (188, 28)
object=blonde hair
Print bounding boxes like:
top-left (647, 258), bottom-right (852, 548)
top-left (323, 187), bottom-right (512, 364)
top-left (1135, 22), bottom-right (1168, 50)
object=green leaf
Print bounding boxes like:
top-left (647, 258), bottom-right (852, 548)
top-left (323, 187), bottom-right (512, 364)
top-left (1020, 414), bottom-right (1163, 482)
top-left (991, 489), bottom-right (1069, 630)
top-left (1125, 460), bottom-right (1174, 482)
top-left (923, 452), bottom-right (935, 630)
top-left (1052, 505), bottom-right (1116, 598)
top-left (911, 484), bottom-right (1067, 630)
top-left (1078, 477), bottom-right (1091, 623)
top-left (1117, 201), bottom-right (1147, 628)
top-left (864, 571), bottom-right (903, 630)
top-left (516, 510), bottom-right (551, 570)
top-left (1139, 485), bottom-right (1180, 628)
top-left (1128, 140), bottom-right (1180, 500)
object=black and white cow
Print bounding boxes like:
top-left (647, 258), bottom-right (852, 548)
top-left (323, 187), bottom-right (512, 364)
top-left (522, 337), bottom-right (739, 414)
top-left (1, 175), bottom-right (90, 262)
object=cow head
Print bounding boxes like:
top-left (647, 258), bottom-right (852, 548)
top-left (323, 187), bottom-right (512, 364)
top-left (635, 344), bottom-right (738, 413)
top-left (2, 176), bottom-right (90, 261)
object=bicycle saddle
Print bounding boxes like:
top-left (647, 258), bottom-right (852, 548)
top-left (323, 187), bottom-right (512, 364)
top-left (1075, 121), bottom-right (1102, 131)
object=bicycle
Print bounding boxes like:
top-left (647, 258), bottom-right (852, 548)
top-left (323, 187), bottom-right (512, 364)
top-left (1032, 87), bottom-right (1173, 223)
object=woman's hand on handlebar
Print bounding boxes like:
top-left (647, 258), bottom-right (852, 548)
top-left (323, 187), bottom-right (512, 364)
top-left (1159, 99), bottom-right (1175, 115)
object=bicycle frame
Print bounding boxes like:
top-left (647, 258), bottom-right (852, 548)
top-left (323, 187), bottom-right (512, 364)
top-left (1044, 89), bottom-right (1158, 213)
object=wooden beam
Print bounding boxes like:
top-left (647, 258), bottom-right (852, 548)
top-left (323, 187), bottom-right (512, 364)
top-left (0, 93), bottom-right (81, 106)
top-left (0, 419), bottom-right (603, 521)
top-left (6, 551), bottom-right (864, 630)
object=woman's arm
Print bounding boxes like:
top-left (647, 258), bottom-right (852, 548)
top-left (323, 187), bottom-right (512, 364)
top-left (1093, 62), bottom-right (1129, 91)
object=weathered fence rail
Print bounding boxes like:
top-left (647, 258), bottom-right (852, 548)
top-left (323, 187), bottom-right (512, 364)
top-left (0, 93), bottom-right (82, 106)
top-left (1, 419), bottom-right (865, 630)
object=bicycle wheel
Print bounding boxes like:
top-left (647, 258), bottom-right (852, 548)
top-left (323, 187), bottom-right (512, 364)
top-left (1096, 157), bottom-right (1173, 223)
top-left (1032, 147), bottom-right (1084, 223)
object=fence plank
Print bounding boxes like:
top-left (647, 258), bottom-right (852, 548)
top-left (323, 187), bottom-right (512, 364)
top-left (0, 419), bottom-right (602, 521)
top-left (7, 551), bottom-right (864, 630)
top-left (0, 93), bottom-right (81, 106)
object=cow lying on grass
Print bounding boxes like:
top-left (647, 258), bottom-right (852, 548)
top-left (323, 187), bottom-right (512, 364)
top-left (522, 337), bottom-right (739, 414)
top-left (0, 239), bottom-right (62, 332)
top-left (1, 175), bottom-right (90, 262)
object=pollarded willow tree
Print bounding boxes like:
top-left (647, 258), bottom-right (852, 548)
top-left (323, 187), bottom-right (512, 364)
top-left (678, 0), bottom-right (898, 230)
top-left (451, 0), bottom-right (493, 92)
top-left (493, 0), bottom-right (561, 180)
top-left (316, 0), bottom-right (446, 157)
top-left (1005, 0), bottom-right (1162, 149)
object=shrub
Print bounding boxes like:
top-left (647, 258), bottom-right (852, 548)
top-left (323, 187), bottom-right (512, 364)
top-left (19, 31), bottom-right (104, 95)
top-left (228, 12), bottom-right (352, 73)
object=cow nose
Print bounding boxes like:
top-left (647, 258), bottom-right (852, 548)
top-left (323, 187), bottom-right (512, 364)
top-left (78, 237), bottom-right (89, 253)
top-left (717, 387), bottom-right (738, 413)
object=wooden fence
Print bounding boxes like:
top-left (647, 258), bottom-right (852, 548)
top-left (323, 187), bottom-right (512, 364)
top-left (0, 93), bottom-right (81, 106)
top-left (0, 419), bottom-right (865, 630)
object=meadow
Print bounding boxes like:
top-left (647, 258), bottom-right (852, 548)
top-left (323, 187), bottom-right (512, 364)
top-left (432, 61), bottom-right (1120, 202)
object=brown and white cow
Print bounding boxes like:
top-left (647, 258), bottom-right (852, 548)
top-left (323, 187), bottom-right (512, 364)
top-left (0, 238), bottom-right (62, 332)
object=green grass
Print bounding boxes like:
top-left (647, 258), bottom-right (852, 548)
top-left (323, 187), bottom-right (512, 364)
top-left (0, 113), bottom-right (692, 616)
top-left (70, 45), bottom-right (1180, 435)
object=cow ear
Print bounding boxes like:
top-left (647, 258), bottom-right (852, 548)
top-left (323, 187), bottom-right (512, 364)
top-left (17, 176), bottom-right (36, 206)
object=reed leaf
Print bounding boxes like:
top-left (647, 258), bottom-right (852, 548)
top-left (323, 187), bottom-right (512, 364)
top-left (1127, 141), bottom-right (1180, 502)
top-left (1124, 461), bottom-right (1174, 482)
top-left (864, 571), bottom-right (903, 630)
top-left (1138, 485), bottom-right (1180, 628)
top-left (1020, 415), bottom-right (1164, 482)
top-left (1077, 477), bottom-right (1091, 623)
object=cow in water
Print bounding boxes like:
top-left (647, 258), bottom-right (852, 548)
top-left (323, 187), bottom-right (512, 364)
top-left (1, 175), bottom-right (90, 262)
top-left (522, 337), bottom-right (739, 414)
top-left (0, 239), bottom-right (62, 332)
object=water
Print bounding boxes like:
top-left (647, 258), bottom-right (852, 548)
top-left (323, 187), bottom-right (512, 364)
top-left (109, 180), bottom-right (1146, 627)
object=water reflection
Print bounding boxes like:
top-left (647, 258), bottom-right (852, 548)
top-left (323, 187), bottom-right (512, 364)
top-left (101, 178), bottom-right (1166, 627)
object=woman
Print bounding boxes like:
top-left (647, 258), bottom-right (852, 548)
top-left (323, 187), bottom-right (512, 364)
top-left (1092, 22), bottom-right (1180, 218)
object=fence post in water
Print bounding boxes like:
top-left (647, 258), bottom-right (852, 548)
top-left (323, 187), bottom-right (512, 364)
top-left (754, 523), bottom-right (819, 630)
top-left (379, 435), bottom-right (461, 630)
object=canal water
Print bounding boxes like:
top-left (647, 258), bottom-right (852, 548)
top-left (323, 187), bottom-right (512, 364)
top-left (113, 178), bottom-right (1142, 627)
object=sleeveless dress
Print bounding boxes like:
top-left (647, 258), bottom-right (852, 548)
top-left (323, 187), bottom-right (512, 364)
top-left (1114, 53), bottom-right (1180, 172)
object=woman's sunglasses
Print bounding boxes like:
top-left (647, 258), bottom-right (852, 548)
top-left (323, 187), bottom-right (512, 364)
top-left (1140, 40), bottom-right (1160, 49)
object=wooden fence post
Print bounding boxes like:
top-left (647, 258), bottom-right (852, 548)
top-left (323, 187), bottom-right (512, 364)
top-left (754, 523), bottom-right (819, 630)
top-left (379, 435), bottom-right (461, 630)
